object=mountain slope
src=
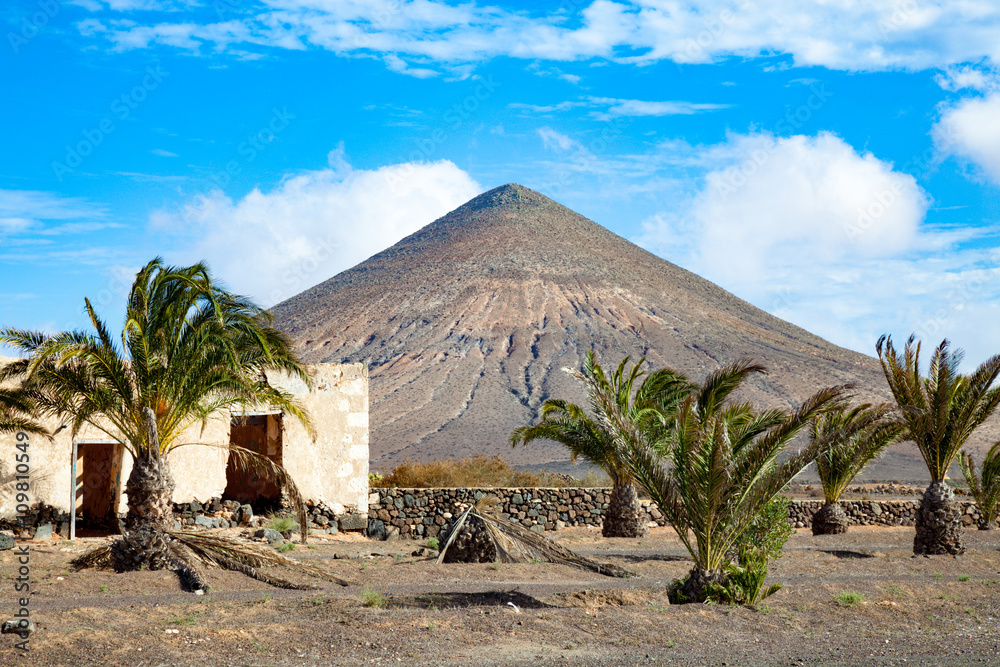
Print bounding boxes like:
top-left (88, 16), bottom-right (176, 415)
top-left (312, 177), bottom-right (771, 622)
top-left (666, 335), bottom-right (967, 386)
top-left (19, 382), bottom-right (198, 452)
top-left (272, 184), bottom-right (896, 471)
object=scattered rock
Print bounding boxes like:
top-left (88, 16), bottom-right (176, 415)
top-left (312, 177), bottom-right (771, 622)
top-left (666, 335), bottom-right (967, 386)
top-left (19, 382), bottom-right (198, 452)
top-left (1, 620), bottom-right (34, 635)
top-left (32, 524), bottom-right (53, 541)
top-left (0, 533), bottom-right (15, 551)
top-left (338, 514), bottom-right (367, 532)
top-left (254, 528), bottom-right (284, 544)
top-left (367, 518), bottom-right (387, 541)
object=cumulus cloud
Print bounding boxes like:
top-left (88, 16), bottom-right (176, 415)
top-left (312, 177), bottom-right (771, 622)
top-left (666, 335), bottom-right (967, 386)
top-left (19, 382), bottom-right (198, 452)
top-left (157, 157), bottom-right (481, 306)
top-left (934, 93), bottom-right (1000, 186)
top-left (75, 0), bottom-right (1000, 72)
top-left (635, 131), bottom-right (1000, 368)
top-left (648, 132), bottom-right (931, 291)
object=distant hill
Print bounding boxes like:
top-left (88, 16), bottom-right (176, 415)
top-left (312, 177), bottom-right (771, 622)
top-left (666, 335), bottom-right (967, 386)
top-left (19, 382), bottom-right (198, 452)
top-left (271, 184), bottom-right (988, 481)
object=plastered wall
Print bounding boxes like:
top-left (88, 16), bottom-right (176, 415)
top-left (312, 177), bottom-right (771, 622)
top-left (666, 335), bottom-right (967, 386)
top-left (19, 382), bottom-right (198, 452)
top-left (0, 359), bottom-right (369, 519)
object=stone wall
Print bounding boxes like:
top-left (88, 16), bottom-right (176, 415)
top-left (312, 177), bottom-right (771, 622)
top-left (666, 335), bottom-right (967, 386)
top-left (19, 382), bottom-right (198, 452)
top-left (368, 488), bottom-right (997, 538)
top-left (1, 497), bottom-right (370, 540)
top-left (367, 487), bottom-right (658, 539)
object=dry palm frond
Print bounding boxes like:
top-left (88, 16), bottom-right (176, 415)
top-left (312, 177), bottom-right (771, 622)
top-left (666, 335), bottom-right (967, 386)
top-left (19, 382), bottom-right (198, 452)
top-left (437, 496), bottom-right (635, 578)
top-left (70, 543), bottom-right (113, 569)
top-left (71, 529), bottom-right (350, 592)
top-left (180, 441), bottom-right (310, 543)
top-left (168, 531), bottom-right (348, 589)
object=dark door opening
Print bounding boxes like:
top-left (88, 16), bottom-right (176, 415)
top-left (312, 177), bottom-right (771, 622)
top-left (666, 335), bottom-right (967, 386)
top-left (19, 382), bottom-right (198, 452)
top-left (224, 413), bottom-right (283, 509)
top-left (75, 441), bottom-right (124, 533)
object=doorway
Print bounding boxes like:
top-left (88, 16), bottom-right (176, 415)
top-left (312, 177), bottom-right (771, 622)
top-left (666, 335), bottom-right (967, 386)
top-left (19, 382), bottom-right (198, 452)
top-left (224, 413), bottom-right (283, 506)
top-left (75, 441), bottom-right (124, 532)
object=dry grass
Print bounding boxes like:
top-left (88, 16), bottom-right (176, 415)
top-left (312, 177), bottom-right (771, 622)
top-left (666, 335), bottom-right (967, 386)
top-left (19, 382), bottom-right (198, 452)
top-left (370, 454), bottom-right (595, 488)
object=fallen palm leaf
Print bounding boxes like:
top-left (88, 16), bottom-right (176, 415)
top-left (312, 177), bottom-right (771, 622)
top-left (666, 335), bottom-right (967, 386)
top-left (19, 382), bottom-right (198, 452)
top-left (436, 496), bottom-right (635, 578)
top-left (71, 529), bottom-right (350, 591)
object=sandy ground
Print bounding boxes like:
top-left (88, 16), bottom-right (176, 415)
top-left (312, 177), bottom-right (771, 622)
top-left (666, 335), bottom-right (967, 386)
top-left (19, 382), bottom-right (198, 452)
top-left (1, 525), bottom-right (998, 666)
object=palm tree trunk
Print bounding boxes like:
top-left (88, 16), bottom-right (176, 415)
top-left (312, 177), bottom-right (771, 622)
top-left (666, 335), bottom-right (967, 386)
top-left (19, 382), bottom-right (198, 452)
top-left (602, 481), bottom-right (647, 538)
top-left (811, 502), bottom-right (849, 535)
top-left (914, 481), bottom-right (965, 555)
top-left (679, 566), bottom-right (726, 602)
top-left (123, 449), bottom-right (176, 533)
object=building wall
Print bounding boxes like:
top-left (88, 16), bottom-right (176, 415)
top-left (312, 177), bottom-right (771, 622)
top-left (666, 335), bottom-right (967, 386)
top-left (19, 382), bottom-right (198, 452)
top-left (0, 358), bottom-right (369, 519)
top-left (270, 362), bottom-right (370, 513)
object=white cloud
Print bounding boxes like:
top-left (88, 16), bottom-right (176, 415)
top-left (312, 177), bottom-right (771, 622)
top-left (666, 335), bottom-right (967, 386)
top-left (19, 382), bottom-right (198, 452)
top-left (383, 54), bottom-right (439, 79)
top-left (934, 93), bottom-right (1000, 186)
top-left (76, 0), bottom-right (1000, 73)
top-left (510, 96), bottom-right (726, 119)
top-left (0, 189), bottom-right (108, 236)
top-left (934, 66), bottom-right (1000, 92)
top-left (635, 131), bottom-right (1000, 369)
top-left (679, 132), bottom-right (931, 288)
top-left (157, 156), bottom-right (481, 306)
top-left (537, 127), bottom-right (585, 153)
top-left (586, 96), bottom-right (728, 119)
top-left (151, 148), bottom-right (178, 157)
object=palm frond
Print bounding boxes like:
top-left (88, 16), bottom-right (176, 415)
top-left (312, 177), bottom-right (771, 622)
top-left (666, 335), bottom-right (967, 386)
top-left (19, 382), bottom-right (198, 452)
top-left (184, 440), bottom-right (310, 543)
top-left (437, 497), bottom-right (635, 578)
top-left (877, 335), bottom-right (1000, 482)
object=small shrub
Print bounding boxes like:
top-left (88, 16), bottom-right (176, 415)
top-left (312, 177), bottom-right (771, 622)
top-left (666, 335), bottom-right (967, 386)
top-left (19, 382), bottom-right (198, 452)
top-left (277, 542), bottom-right (295, 553)
top-left (835, 591), bottom-right (865, 607)
top-left (705, 496), bottom-right (792, 606)
top-left (162, 613), bottom-right (199, 626)
top-left (266, 513), bottom-right (296, 533)
top-left (361, 585), bottom-right (387, 608)
top-left (425, 537), bottom-right (439, 551)
top-left (958, 574), bottom-right (971, 582)
top-left (885, 584), bottom-right (908, 598)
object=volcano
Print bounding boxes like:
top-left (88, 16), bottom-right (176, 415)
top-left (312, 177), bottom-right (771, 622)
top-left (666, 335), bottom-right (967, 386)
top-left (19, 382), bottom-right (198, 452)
top-left (271, 184), bottom-right (896, 472)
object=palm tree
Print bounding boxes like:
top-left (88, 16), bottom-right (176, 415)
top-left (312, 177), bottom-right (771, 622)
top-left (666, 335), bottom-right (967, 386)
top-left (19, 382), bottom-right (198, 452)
top-left (0, 258), bottom-right (340, 590)
top-left (593, 358), bottom-right (850, 602)
top-left (0, 387), bottom-right (47, 435)
top-left (510, 352), bottom-right (693, 538)
top-left (810, 404), bottom-right (906, 535)
top-left (876, 335), bottom-right (1000, 555)
top-left (960, 442), bottom-right (1000, 530)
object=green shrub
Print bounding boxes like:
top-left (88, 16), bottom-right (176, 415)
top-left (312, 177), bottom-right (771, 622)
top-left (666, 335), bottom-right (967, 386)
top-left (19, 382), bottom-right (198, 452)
top-left (266, 513), bottom-right (296, 533)
top-left (425, 537), bottom-right (439, 550)
top-left (835, 591), bottom-right (865, 606)
top-left (360, 585), bottom-right (387, 608)
top-left (704, 496), bottom-right (793, 606)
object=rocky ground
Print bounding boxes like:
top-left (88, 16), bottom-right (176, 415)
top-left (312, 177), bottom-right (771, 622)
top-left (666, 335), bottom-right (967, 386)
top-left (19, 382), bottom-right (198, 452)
top-left (1, 526), bottom-right (998, 666)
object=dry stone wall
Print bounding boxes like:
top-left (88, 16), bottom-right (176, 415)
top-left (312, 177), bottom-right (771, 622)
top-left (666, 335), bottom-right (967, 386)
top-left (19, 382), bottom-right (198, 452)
top-left (368, 488), bottom-right (997, 538)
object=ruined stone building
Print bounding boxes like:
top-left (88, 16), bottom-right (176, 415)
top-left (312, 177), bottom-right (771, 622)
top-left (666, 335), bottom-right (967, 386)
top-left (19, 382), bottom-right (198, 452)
top-left (0, 361), bottom-right (369, 527)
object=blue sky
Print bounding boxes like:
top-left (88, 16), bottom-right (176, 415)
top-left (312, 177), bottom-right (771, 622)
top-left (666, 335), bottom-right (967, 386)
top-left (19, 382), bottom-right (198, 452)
top-left (2, 0), bottom-right (999, 367)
